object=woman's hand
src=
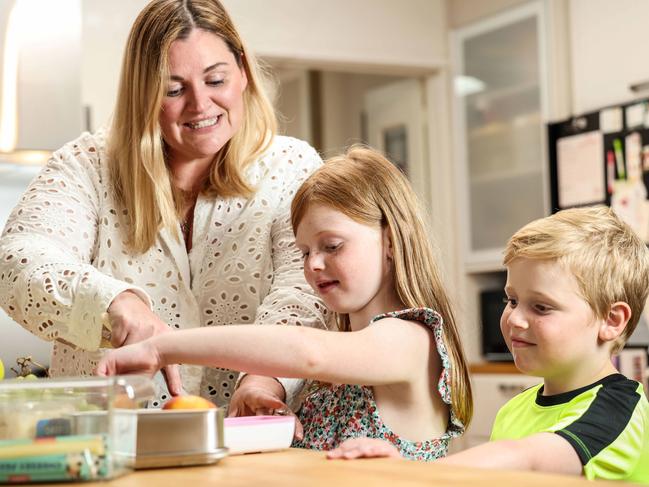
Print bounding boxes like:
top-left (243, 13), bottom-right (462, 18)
top-left (105, 290), bottom-right (182, 395)
top-left (107, 291), bottom-right (171, 346)
top-left (228, 375), bottom-right (304, 441)
top-left (326, 438), bottom-right (402, 460)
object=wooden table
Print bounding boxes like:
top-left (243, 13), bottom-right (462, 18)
top-left (58, 448), bottom-right (633, 487)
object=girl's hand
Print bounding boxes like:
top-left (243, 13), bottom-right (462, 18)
top-left (96, 341), bottom-right (159, 376)
top-left (105, 291), bottom-right (182, 394)
top-left (327, 438), bottom-right (402, 460)
top-left (228, 375), bottom-right (304, 441)
top-left (95, 340), bottom-right (183, 396)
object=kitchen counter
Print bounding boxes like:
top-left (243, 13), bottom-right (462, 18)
top-left (43, 448), bottom-right (630, 487)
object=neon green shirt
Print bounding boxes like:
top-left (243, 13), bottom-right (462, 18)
top-left (491, 374), bottom-right (649, 483)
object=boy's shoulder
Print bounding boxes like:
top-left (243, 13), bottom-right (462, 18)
top-left (493, 374), bottom-right (649, 482)
top-left (494, 374), bottom-right (644, 436)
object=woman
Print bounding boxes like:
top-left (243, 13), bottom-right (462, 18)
top-left (0, 0), bottom-right (327, 416)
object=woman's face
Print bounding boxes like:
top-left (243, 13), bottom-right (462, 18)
top-left (160, 29), bottom-right (248, 167)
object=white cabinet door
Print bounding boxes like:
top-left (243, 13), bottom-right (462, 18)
top-left (452, 1), bottom-right (549, 271)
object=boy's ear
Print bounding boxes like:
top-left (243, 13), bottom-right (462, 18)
top-left (599, 302), bottom-right (632, 343)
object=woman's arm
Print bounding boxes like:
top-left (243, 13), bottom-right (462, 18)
top-left (254, 141), bottom-right (328, 331)
top-left (98, 317), bottom-right (433, 386)
top-left (0, 134), bottom-right (150, 351)
top-left (246, 141), bottom-right (328, 405)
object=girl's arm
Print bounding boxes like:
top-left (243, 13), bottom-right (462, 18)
top-left (97, 317), bottom-right (433, 386)
top-left (326, 433), bottom-right (583, 473)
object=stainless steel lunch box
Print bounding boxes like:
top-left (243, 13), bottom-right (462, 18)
top-left (134, 408), bottom-right (227, 468)
top-left (70, 408), bottom-right (228, 469)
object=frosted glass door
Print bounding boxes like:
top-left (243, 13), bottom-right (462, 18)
top-left (455, 5), bottom-right (547, 265)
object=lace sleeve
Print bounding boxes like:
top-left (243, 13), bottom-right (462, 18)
top-left (253, 142), bottom-right (328, 331)
top-left (0, 135), bottom-right (149, 351)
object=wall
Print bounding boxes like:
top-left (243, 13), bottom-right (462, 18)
top-left (447, 0), bottom-right (529, 28)
top-left (0, 0), bottom-right (81, 151)
top-left (569, 0), bottom-right (649, 114)
top-left (0, 164), bottom-right (52, 374)
top-left (81, 0), bottom-right (147, 130)
top-left (80, 0), bottom-right (447, 129)
top-left (223, 0), bottom-right (446, 72)
top-left (274, 69), bottom-right (312, 144)
top-left (319, 72), bottom-right (403, 156)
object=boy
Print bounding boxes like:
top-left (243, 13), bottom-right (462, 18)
top-left (329, 206), bottom-right (649, 483)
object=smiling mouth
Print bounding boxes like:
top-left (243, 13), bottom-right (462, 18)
top-left (316, 280), bottom-right (339, 293)
top-left (511, 338), bottom-right (535, 347)
top-left (184, 116), bottom-right (221, 130)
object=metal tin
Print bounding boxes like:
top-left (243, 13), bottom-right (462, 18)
top-left (69, 408), bottom-right (228, 469)
top-left (134, 408), bottom-right (228, 469)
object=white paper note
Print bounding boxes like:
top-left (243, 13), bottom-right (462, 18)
top-left (557, 131), bottom-right (605, 208)
top-left (600, 107), bottom-right (623, 133)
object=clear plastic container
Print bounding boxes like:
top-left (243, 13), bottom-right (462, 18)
top-left (0, 375), bottom-right (154, 482)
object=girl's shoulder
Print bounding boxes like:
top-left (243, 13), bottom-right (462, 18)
top-left (371, 307), bottom-right (443, 328)
top-left (367, 308), bottom-right (443, 347)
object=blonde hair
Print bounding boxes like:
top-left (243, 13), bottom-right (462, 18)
top-left (504, 205), bottom-right (649, 352)
top-left (107, 0), bottom-right (277, 253)
top-left (291, 145), bottom-right (473, 428)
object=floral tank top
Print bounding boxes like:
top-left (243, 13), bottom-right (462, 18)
top-left (292, 307), bottom-right (465, 461)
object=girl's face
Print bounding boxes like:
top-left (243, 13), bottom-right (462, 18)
top-left (160, 29), bottom-right (247, 169)
top-left (295, 204), bottom-right (394, 327)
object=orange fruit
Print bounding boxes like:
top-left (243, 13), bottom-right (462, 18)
top-left (162, 395), bottom-right (216, 410)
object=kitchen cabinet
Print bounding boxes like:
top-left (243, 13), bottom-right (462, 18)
top-left (452, 1), bottom-right (549, 271)
top-left (448, 0), bottom-right (573, 366)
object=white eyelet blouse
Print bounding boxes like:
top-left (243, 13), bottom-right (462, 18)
top-left (0, 131), bottom-right (328, 408)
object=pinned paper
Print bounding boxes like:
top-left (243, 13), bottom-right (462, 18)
top-left (625, 103), bottom-right (646, 129)
top-left (557, 132), bottom-right (605, 207)
top-left (626, 132), bottom-right (642, 181)
top-left (611, 180), bottom-right (649, 240)
top-left (600, 107), bottom-right (623, 133)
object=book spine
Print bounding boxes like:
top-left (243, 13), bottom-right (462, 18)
top-left (0, 434), bottom-right (106, 459)
top-left (0, 451), bottom-right (108, 482)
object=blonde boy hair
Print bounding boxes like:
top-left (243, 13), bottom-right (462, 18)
top-left (290, 145), bottom-right (473, 428)
top-left (107, 0), bottom-right (277, 254)
top-left (504, 205), bottom-right (649, 352)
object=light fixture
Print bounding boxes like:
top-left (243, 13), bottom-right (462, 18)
top-left (0, 0), bottom-right (81, 164)
top-left (454, 75), bottom-right (486, 97)
top-left (0, 0), bottom-right (21, 152)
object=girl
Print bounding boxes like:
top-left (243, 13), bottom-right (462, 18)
top-left (97, 146), bottom-right (473, 460)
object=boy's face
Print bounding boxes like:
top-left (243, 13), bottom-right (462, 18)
top-left (501, 258), bottom-right (606, 388)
